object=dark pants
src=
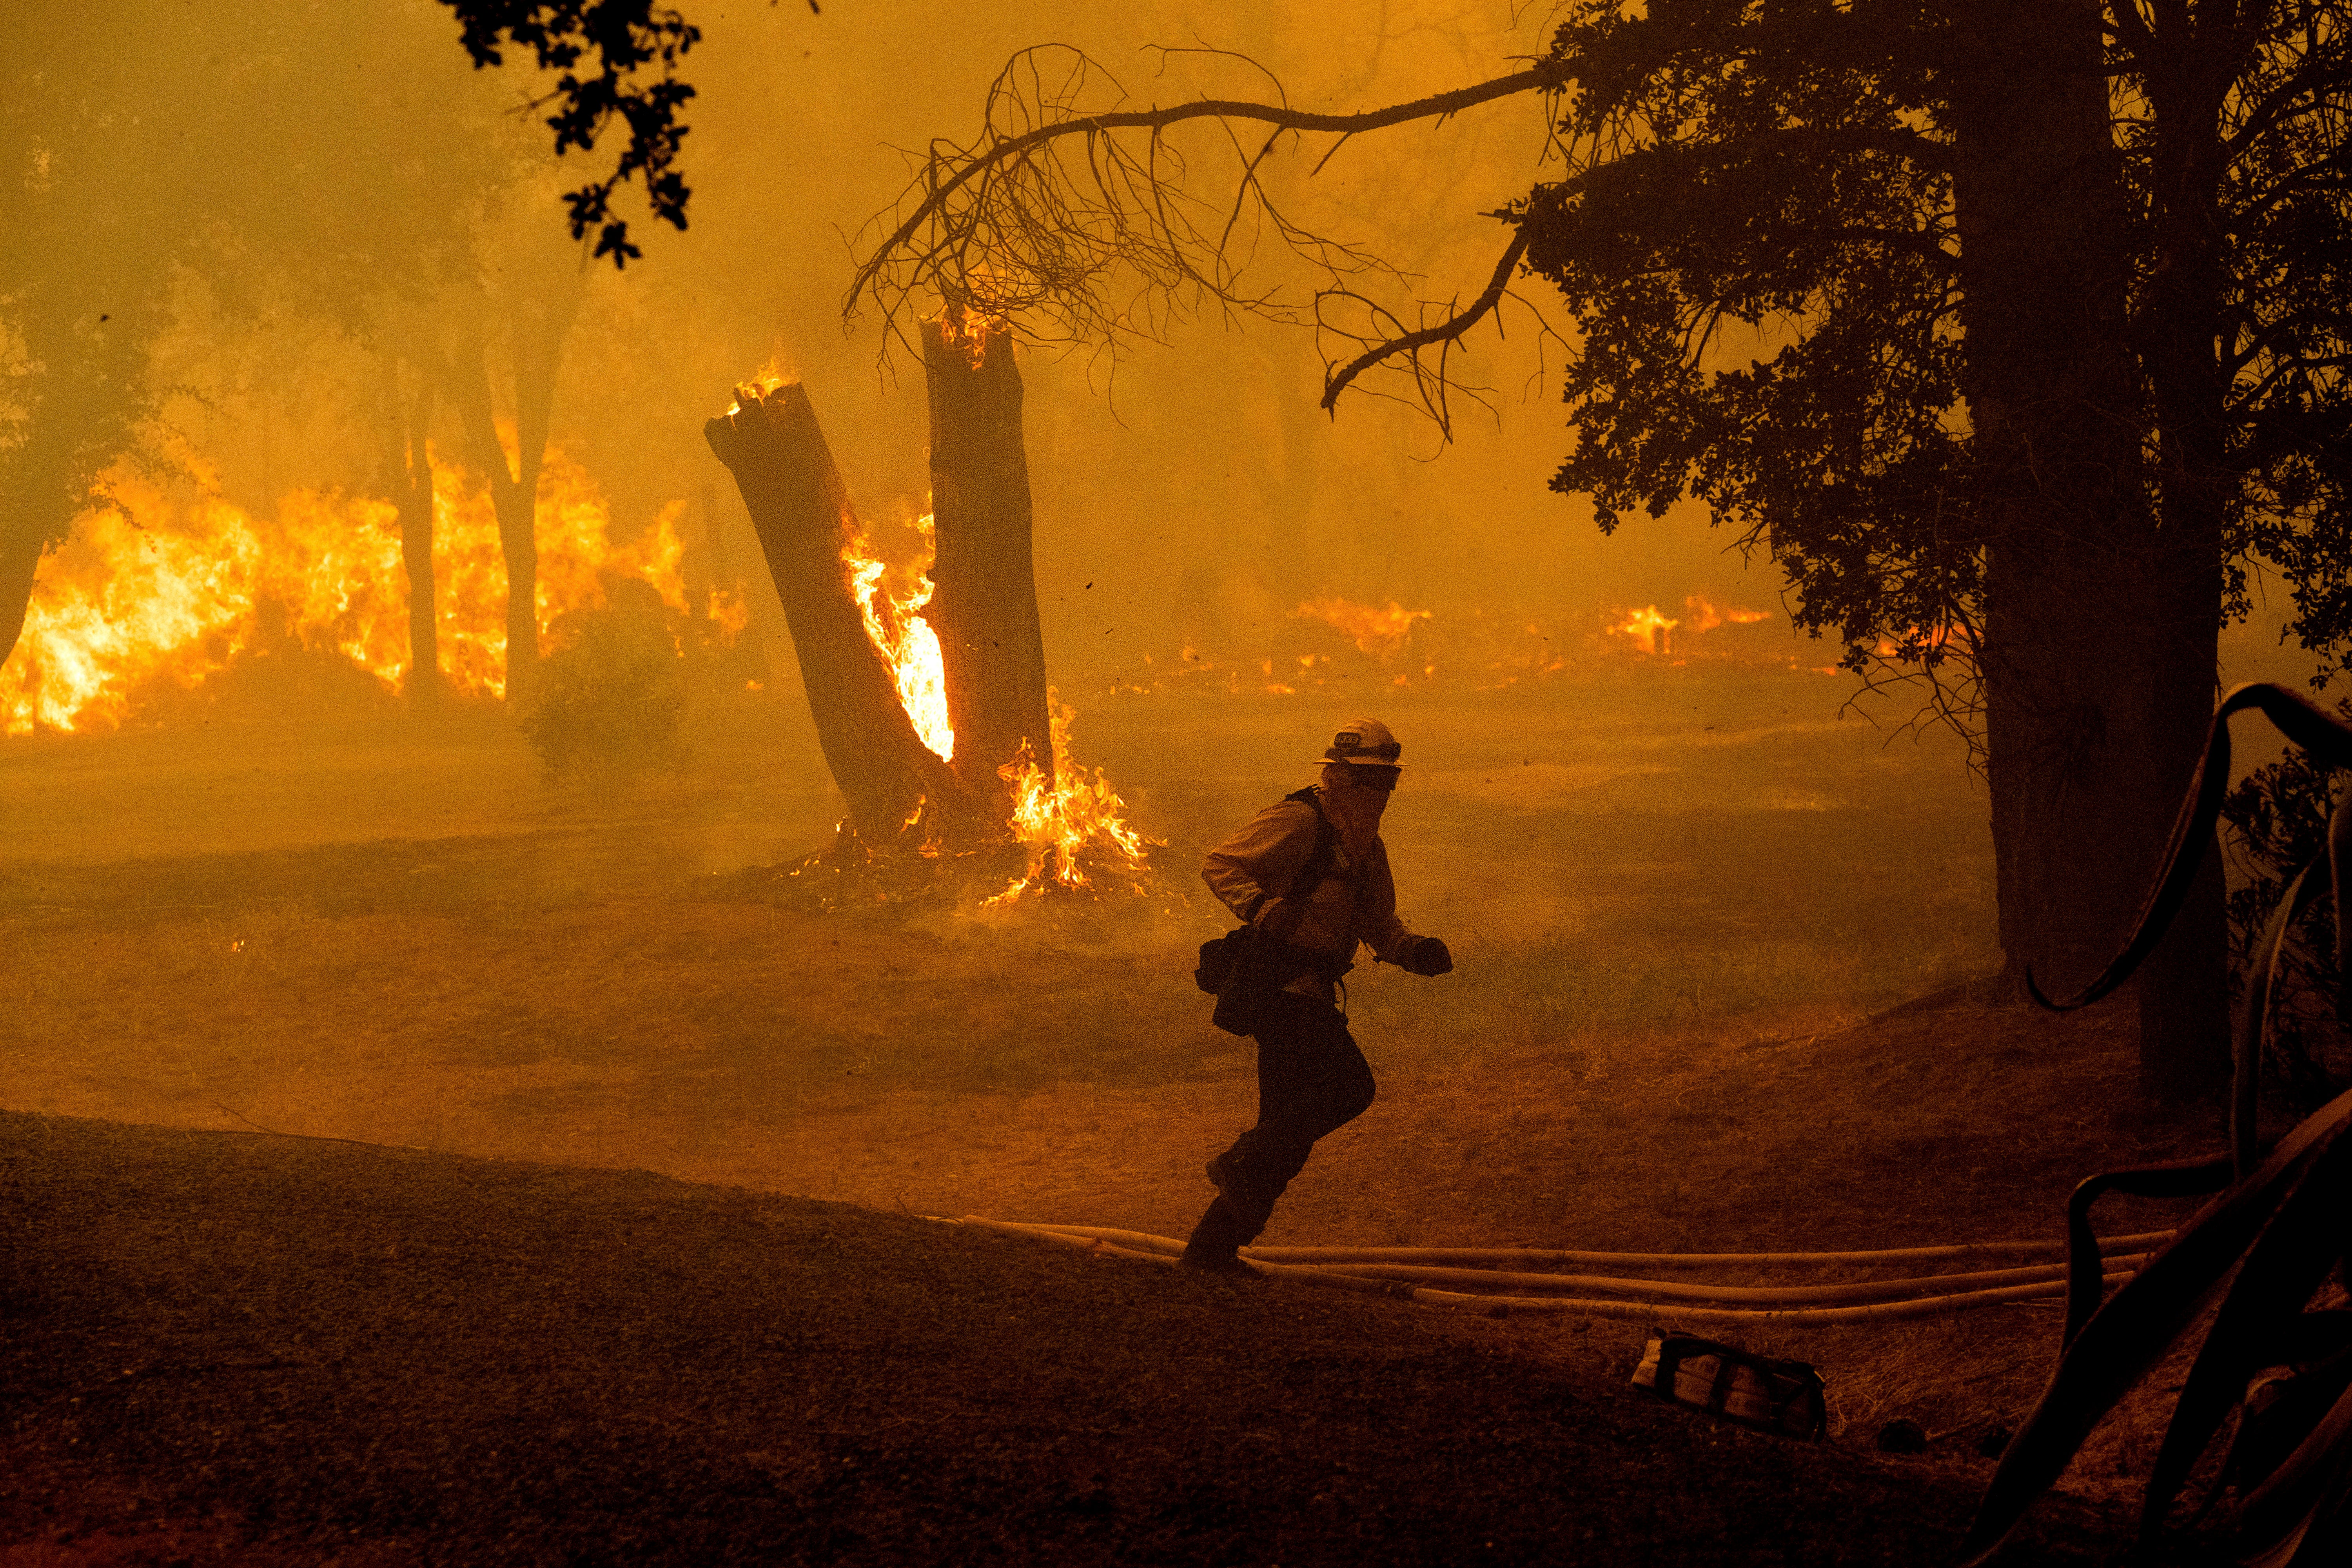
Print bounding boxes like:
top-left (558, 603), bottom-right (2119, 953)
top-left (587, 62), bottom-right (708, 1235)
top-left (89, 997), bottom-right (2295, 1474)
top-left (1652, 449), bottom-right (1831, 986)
top-left (1185, 990), bottom-right (1376, 1259)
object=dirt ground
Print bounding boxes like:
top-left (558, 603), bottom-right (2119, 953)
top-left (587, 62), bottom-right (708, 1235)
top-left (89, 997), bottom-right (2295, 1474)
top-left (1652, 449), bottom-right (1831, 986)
top-left (0, 680), bottom-right (2260, 1561)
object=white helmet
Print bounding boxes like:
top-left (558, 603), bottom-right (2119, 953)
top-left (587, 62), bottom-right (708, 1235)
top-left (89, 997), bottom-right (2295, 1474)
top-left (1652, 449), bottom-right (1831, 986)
top-left (1316, 718), bottom-right (1403, 770)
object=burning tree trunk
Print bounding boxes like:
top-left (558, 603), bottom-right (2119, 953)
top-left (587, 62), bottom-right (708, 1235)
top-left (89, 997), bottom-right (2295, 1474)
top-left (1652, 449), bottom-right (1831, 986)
top-left (705, 336), bottom-right (1150, 899)
top-left (923, 313), bottom-right (1053, 807)
top-left (704, 381), bottom-right (975, 845)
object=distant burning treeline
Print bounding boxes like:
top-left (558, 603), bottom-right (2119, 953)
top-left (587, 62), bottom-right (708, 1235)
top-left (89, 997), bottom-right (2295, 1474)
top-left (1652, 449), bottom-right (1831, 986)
top-left (1, 454), bottom-right (1806, 740)
top-left (1109, 591), bottom-right (1803, 699)
top-left (0, 440), bottom-right (746, 736)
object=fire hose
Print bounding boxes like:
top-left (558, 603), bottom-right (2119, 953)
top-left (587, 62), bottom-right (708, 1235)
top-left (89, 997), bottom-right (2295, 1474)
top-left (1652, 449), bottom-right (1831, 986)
top-left (942, 1217), bottom-right (2173, 1325)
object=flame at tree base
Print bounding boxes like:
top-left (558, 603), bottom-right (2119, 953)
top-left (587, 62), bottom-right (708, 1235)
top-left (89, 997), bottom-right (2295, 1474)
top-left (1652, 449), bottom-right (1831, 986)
top-left (740, 691), bottom-right (1158, 915)
top-left (985, 692), bottom-right (1154, 905)
top-left (792, 506), bottom-right (1155, 911)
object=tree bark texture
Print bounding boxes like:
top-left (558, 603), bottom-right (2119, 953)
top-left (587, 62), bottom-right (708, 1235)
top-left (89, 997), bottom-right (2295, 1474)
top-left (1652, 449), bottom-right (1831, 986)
top-left (1951, 0), bottom-right (2227, 1096)
top-left (922, 315), bottom-right (1053, 808)
top-left (0, 510), bottom-right (41, 679)
top-left (705, 381), bottom-right (975, 845)
top-left (2122, 9), bottom-right (2241, 1102)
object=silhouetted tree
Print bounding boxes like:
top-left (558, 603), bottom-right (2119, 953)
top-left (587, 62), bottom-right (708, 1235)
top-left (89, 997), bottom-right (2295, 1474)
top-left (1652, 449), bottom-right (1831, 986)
top-left (704, 319), bottom-right (1061, 851)
top-left (704, 379), bottom-right (977, 846)
top-left (1527, 2), bottom-right (2352, 1098)
top-left (378, 346), bottom-right (444, 702)
top-left (446, 261), bottom-right (589, 711)
top-left (923, 313), bottom-right (1055, 815)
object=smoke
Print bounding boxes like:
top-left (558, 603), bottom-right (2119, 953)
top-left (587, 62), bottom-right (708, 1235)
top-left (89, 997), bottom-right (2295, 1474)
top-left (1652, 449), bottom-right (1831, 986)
top-left (0, 0), bottom-right (2311, 1220)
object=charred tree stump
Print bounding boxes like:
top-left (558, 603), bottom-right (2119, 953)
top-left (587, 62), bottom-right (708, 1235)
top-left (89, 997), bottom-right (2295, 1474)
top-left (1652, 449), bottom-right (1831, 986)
top-left (924, 315), bottom-right (1054, 809)
top-left (705, 381), bottom-right (975, 846)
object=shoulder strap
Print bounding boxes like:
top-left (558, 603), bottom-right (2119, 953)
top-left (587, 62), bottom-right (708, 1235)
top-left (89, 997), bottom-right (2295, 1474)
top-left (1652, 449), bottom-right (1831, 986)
top-left (1280, 787), bottom-right (1341, 899)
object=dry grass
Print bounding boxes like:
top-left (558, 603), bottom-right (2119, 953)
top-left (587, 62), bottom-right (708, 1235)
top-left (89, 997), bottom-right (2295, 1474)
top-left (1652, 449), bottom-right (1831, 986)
top-left (1, 873), bottom-right (2218, 1483)
top-left (0, 680), bottom-right (2231, 1526)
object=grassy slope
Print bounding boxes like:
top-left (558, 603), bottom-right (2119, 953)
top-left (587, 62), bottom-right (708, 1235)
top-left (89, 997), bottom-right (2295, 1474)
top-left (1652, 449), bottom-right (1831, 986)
top-left (2, 1111), bottom-right (2131, 1568)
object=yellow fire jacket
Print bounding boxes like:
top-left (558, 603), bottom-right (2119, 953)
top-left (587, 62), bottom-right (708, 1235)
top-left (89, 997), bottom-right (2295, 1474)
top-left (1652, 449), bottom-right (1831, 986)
top-left (1201, 788), bottom-right (1417, 1002)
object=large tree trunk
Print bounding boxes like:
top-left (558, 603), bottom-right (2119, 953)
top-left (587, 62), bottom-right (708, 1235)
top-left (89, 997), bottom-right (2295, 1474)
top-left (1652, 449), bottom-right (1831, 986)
top-left (706, 381), bottom-right (976, 844)
top-left (382, 358), bottom-right (441, 704)
top-left (0, 510), bottom-right (41, 679)
top-left (451, 344), bottom-right (538, 711)
top-left (2126, 15), bottom-right (2244, 1102)
top-left (923, 314), bottom-right (1054, 808)
top-left (1953, 0), bottom-right (2227, 1097)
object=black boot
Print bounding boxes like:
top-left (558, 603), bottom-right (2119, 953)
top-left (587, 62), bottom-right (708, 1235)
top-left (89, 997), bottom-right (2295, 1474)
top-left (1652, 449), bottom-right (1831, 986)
top-left (1179, 1196), bottom-right (1261, 1278)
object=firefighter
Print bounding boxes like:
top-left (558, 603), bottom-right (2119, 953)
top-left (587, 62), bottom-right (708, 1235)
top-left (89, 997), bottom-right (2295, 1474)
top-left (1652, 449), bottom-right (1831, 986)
top-left (1182, 718), bottom-right (1454, 1275)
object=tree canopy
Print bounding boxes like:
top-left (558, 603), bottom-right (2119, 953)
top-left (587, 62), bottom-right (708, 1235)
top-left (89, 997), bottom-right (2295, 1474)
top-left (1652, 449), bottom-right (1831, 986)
top-left (1532, 0), bottom-right (2352, 701)
top-left (847, 3), bottom-right (2352, 701)
top-left (442, 0), bottom-right (702, 267)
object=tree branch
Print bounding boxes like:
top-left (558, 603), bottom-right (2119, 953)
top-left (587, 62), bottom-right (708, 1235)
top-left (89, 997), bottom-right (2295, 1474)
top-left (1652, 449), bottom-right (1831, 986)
top-left (844, 55), bottom-right (1571, 323)
top-left (1319, 227), bottom-right (1531, 412)
top-left (442, 0), bottom-right (701, 267)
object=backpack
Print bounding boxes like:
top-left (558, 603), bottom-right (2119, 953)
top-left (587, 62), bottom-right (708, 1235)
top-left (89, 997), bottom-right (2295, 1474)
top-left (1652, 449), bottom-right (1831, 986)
top-left (1195, 789), bottom-right (1341, 1034)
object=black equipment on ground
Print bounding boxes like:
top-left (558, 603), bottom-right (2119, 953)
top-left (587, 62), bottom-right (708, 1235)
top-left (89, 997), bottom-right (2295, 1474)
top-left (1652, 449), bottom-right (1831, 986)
top-left (1632, 1332), bottom-right (1828, 1441)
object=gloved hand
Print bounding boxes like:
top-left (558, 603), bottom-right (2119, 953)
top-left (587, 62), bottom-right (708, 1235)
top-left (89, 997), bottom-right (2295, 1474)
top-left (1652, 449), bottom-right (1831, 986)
top-left (1396, 935), bottom-right (1453, 976)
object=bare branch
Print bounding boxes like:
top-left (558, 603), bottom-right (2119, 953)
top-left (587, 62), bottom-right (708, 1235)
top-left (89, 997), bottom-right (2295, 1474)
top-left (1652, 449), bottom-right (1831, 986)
top-left (846, 55), bottom-right (1567, 323)
top-left (1319, 227), bottom-right (1531, 414)
top-left (840, 44), bottom-right (1576, 417)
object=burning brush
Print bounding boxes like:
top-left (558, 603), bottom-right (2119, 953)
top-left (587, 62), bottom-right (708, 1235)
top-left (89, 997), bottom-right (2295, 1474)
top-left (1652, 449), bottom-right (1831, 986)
top-left (1, 438), bottom-right (736, 734)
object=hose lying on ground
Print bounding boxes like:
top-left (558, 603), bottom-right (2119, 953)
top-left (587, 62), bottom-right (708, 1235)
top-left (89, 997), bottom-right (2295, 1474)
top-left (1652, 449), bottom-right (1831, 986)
top-left (944, 1217), bottom-right (2173, 1325)
top-left (1009, 1222), bottom-right (2170, 1269)
top-left (985, 1221), bottom-right (2152, 1302)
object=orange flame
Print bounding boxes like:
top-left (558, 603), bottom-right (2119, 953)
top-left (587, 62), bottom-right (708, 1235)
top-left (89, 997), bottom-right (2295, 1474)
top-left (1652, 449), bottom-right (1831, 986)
top-left (1609, 604), bottom-right (1679, 656)
top-left (1, 439), bottom-right (727, 734)
top-left (1873, 623), bottom-right (1961, 659)
top-left (937, 303), bottom-right (1002, 369)
top-left (988, 690), bottom-right (1152, 902)
top-left (842, 514), bottom-right (953, 762)
top-left (833, 506), bottom-right (1149, 900)
top-left (707, 589), bottom-right (751, 641)
top-left (1293, 597), bottom-right (1430, 657)
top-left (1682, 595), bottom-right (1771, 634)
top-left (724, 353), bottom-right (799, 417)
